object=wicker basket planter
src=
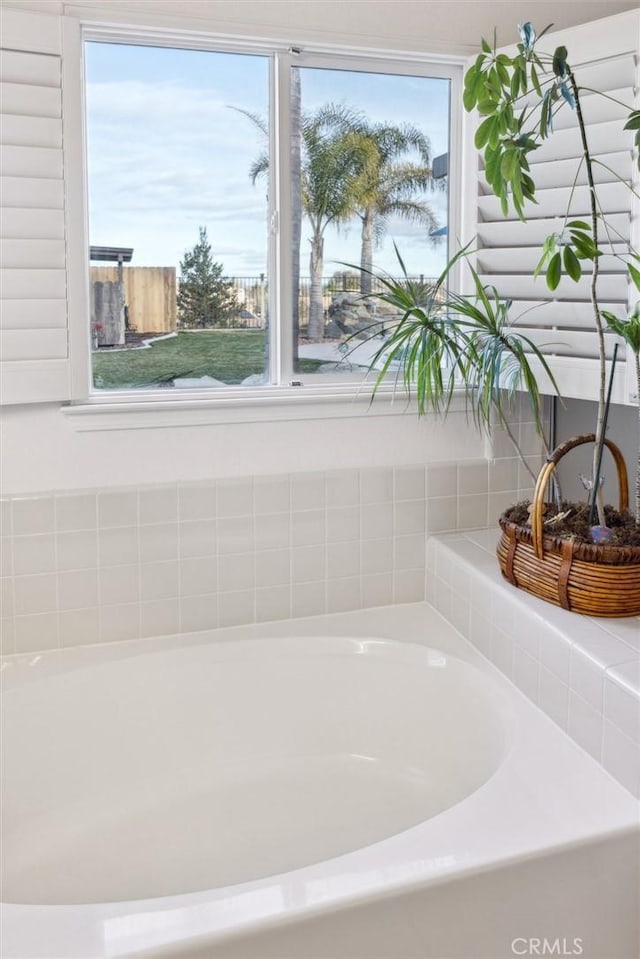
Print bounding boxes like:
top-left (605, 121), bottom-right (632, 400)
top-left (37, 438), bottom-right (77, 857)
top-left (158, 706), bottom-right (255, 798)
top-left (497, 434), bottom-right (640, 618)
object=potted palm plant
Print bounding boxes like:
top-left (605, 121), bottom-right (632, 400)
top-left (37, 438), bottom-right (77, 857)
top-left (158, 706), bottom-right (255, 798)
top-left (360, 21), bottom-right (640, 616)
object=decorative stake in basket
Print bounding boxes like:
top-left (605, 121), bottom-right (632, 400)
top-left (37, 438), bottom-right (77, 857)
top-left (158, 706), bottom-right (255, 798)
top-left (497, 434), bottom-right (640, 618)
top-left (588, 343), bottom-right (619, 532)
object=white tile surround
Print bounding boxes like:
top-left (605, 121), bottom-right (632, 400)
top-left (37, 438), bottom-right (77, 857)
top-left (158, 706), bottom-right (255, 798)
top-left (427, 530), bottom-right (640, 798)
top-left (2, 453), bottom-right (638, 797)
top-left (7, 386), bottom-right (636, 801)
top-left (1, 454), bottom-right (535, 657)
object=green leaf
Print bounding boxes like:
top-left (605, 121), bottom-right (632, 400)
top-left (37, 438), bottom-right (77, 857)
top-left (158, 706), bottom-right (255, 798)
top-left (463, 83), bottom-right (478, 112)
top-left (477, 97), bottom-right (499, 115)
top-left (570, 231), bottom-right (597, 260)
top-left (552, 45), bottom-right (568, 78)
top-left (463, 61), bottom-right (485, 111)
top-left (463, 64), bottom-right (477, 90)
top-left (623, 110), bottom-right (640, 131)
top-left (534, 252), bottom-right (548, 279)
top-left (534, 234), bottom-right (556, 278)
top-left (521, 172), bottom-right (536, 201)
top-left (481, 37), bottom-right (492, 54)
top-left (500, 149), bottom-right (517, 180)
top-left (484, 144), bottom-right (501, 180)
top-left (540, 93), bottom-right (549, 139)
top-left (566, 220), bottom-right (591, 231)
top-left (602, 307), bottom-right (640, 355)
top-left (488, 119), bottom-right (501, 150)
top-left (504, 101), bottom-right (515, 131)
top-left (496, 60), bottom-right (510, 87)
top-left (531, 64), bottom-right (542, 98)
top-left (486, 70), bottom-right (502, 98)
top-left (511, 166), bottom-right (524, 212)
top-left (540, 89), bottom-right (556, 140)
top-left (563, 245), bottom-right (582, 282)
top-left (510, 68), bottom-right (521, 100)
top-left (546, 252), bottom-right (562, 290)
top-left (629, 262), bottom-right (640, 292)
top-left (474, 116), bottom-right (495, 149)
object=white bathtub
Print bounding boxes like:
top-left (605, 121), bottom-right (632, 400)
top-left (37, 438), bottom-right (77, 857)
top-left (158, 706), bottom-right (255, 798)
top-left (2, 605), bottom-right (639, 959)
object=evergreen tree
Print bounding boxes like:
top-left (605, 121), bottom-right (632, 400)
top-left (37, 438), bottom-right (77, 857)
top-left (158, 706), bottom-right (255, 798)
top-left (177, 227), bottom-right (239, 329)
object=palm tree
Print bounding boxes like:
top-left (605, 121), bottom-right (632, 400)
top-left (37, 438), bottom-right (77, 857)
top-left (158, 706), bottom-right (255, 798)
top-left (350, 122), bottom-right (440, 295)
top-left (301, 106), bottom-right (374, 339)
top-left (239, 102), bottom-right (373, 341)
top-left (240, 103), bottom-right (440, 339)
top-left (290, 69), bottom-right (302, 356)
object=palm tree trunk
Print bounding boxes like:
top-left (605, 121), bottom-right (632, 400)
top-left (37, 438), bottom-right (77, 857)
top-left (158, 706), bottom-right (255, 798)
top-left (290, 68), bottom-right (302, 364)
top-left (308, 233), bottom-right (325, 342)
top-left (360, 210), bottom-right (374, 295)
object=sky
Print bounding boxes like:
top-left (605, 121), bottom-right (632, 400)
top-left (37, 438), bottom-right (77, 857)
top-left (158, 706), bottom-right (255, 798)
top-left (85, 42), bottom-right (450, 281)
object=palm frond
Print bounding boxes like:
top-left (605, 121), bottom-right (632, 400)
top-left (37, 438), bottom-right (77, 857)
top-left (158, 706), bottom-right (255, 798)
top-left (228, 105), bottom-right (268, 137)
top-left (348, 244), bottom-right (559, 443)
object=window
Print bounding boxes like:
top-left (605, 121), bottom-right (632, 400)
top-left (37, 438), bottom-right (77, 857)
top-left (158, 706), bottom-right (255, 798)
top-left (85, 42), bottom-right (272, 392)
top-left (82, 33), bottom-right (458, 397)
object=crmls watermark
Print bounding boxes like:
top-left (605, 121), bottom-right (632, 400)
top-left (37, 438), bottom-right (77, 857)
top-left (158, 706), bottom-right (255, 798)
top-left (511, 938), bottom-right (584, 956)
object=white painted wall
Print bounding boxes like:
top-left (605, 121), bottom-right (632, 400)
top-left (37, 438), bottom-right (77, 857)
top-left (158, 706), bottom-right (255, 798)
top-left (555, 400), bottom-right (638, 506)
top-left (0, 0), bottom-right (485, 496)
top-left (3, 0), bottom-right (635, 56)
top-left (0, 402), bottom-right (486, 494)
top-left (0, 0), bottom-right (627, 497)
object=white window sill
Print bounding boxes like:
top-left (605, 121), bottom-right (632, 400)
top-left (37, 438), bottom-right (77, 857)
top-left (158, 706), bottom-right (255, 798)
top-left (61, 383), bottom-right (468, 431)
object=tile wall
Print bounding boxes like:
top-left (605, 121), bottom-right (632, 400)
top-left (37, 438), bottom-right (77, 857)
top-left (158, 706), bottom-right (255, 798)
top-left (0, 451), bottom-right (533, 656)
top-left (428, 529), bottom-right (640, 798)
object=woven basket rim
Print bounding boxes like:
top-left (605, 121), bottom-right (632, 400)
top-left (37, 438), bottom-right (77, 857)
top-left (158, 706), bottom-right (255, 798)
top-left (498, 514), bottom-right (640, 566)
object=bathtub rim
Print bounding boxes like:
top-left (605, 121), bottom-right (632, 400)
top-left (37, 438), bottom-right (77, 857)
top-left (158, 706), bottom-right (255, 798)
top-left (2, 632), bottom-right (516, 906)
top-left (2, 602), bottom-right (639, 959)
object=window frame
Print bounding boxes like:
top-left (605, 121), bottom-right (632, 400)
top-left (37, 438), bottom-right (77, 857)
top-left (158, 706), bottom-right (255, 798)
top-left (64, 17), bottom-right (465, 414)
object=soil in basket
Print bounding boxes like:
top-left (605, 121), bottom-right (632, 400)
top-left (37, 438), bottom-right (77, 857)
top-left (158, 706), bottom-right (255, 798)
top-left (503, 501), bottom-right (640, 548)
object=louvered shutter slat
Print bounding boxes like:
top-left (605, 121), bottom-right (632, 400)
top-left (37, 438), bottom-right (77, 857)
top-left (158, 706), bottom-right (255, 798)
top-left (509, 328), bottom-right (620, 360)
top-left (477, 213), bottom-right (631, 247)
top-left (478, 181), bottom-right (631, 221)
top-left (1, 328), bottom-right (67, 360)
top-left (1, 268), bottom-right (66, 299)
top-left (0, 81), bottom-right (61, 119)
top-left (529, 120), bottom-right (633, 165)
top-left (0, 49), bottom-right (61, 86)
top-left (0, 238), bottom-right (66, 269)
top-left (507, 300), bottom-right (624, 329)
top-left (0, 209), bottom-right (65, 240)
top-left (0, 298), bottom-right (67, 330)
top-left (481, 273), bottom-right (628, 302)
top-left (479, 151), bottom-right (632, 192)
top-left (0, 8), bottom-right (70, 404)
top-left (0, 176), bottom-right (64, 209)
top-left (0, 115), bottom-right (63, 149)
top-left (470, 12), bottom-right (638, 403)
top-left (0, 145), bottom-right (63, 179)
top-left (477, 249), bottom-right (626, 275)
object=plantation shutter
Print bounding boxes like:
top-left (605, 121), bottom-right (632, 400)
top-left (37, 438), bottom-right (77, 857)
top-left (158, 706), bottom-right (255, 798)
top-left (0, 7), bottom-right (70, 404)
top-left (472, 10), bottom-right (640, 405)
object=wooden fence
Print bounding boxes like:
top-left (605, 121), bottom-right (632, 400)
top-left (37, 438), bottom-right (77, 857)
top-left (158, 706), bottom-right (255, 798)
top-left (90, 268), bottom-right (438, 336)
top-left (90, 266), bottom-right (176, 334)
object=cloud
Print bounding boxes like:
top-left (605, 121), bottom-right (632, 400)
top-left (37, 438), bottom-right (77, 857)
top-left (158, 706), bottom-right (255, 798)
top-left (87, 76), bottom-right (271, 271)
top-left (86, 63), bottom-right (450, 276)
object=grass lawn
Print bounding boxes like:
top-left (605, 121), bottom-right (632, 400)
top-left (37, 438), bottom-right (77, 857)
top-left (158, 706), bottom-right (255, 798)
top-left (92, 331), bottom-right (324, 389)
